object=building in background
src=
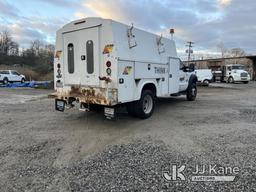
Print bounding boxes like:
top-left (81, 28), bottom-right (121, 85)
top-left (187, 56), bottom-right (256, 80)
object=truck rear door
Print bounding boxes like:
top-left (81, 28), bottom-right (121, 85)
top-left (63, 26), bottom-right (100, 86)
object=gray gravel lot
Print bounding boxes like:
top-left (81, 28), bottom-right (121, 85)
top-left (0, 82), bottom-right (256, 191)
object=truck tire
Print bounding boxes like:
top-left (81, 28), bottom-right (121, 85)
top-left (186, 82), bottom-right (197, 101)
top-left (3, 78), bottom-right (8, 84)
top-left (228, 77), bottom-right (234, 83)
top-left (21, 78), bottom-right (25, 83)
top-left (134, 90), bottom-right (155, 119)
top-left (203, 79), bottom-right (210, 86)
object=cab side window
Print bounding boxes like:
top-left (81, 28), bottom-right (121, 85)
top-left (11, 71), bottom-right (19, 75)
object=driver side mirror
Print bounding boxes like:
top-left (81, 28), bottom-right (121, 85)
top-left (181, 66), bottom-right (189, 72)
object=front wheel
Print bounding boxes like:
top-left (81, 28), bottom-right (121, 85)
top-left (134, 90), bottom-right (155, 119)
top-left (203, 79), bottom-right (210, 86)
top-left (228, 77), bottom-right (234, 83)
top-left (21, 78), bottom-right (25, 83)
top-left (186, 83), bottom-right (197, 101)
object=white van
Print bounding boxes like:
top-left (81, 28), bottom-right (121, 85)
top-left (195, 69), bottom-right (213, 85)
top-left (50, 17), bottom-right (198, 119)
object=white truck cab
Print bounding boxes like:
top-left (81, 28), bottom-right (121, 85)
top-left (225, 64), bottom-right (250, 83)
top-left (51, 17), bottom-right (197, 119)
top-left (213, 64), bottom-right (250, 84)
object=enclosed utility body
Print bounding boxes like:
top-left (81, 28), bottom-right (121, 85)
top-left (51, 18), bottom-right (197, 119)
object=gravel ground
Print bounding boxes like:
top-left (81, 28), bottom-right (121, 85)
top-left (0, 82), bottom-right (255, 191)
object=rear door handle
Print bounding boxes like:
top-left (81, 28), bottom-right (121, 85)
top-left (81, 55), bottom-right (86, 60)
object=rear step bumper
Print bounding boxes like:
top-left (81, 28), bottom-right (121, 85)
top-left (49, 86), bottom-right (118, 106)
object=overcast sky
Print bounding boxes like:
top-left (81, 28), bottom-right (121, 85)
top-left (0, 0), bottom-right (255, 59)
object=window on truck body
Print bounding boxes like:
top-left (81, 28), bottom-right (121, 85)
top-left (68, 43), bottom-right (74, 74)
top-left (86, 40), bottom-right (94, 74)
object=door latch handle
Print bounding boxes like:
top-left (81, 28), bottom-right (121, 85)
top-left (81, 55), bottom-right (86, 60)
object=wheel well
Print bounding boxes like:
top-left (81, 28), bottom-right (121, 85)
top-left (142, 83), bottom-right (156, 96)
top-left (189, 74), bottom-right (198, 84)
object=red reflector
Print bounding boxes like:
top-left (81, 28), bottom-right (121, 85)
top-left (106, 61), bottom-right (111, 68)
top-left (57, 63), bottom-right (61, 68)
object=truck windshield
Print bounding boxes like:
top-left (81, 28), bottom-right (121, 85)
top-left (232, 65), bottom-right (244, 70)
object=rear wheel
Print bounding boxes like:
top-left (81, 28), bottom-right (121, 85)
top-left (3, 78), bottom-right (8, 84)
top-left (134, 90), bottom-right (155, 119)
top-left (186, 83), bottom-right (197, 101)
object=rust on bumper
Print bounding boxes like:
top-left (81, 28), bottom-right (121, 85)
top-left (49, 86), bottom-right (118, 106)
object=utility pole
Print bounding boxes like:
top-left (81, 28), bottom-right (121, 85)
top-left (186, 41), bottom-right (194, 64)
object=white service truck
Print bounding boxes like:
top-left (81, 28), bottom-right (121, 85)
top-left (50, 17), bottom-right (197, 119)
top-left (212, 64), bottom-right (250, 84)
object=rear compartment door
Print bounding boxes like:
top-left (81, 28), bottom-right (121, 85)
top-left (63, 26), bottom-right (100, 86)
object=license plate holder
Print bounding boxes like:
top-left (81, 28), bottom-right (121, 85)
top-left (104, 107), bottom-right (116, 120)
top-left (55, 99), bottom-right (65, 112)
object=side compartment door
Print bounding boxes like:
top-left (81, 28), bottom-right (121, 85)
top-left (168, 58), bottom-right (179, 94)
top-left (118, 61), bottom-right (134, 103)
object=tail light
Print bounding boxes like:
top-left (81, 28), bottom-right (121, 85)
top-left (56, 63), bottom-right (62, 78)
top-left (106, 61), bottom-right (111, 67)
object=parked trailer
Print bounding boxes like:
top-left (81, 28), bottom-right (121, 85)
top-left (50, 17), bottom-right (197, 119)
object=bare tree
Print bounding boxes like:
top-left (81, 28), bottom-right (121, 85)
top-left (30, 40), bottom-right (43, 56)
top-left (0, 30), bottom-right (19, 55)
top-left (217, 42), bottom-right (227, 58)
top-left (229, 48), bottom-right (246, 57)
top-left (45, 44), bottom-right (55, 54)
